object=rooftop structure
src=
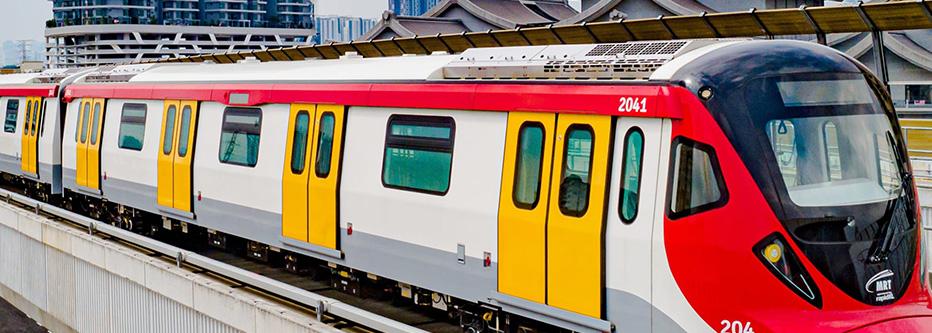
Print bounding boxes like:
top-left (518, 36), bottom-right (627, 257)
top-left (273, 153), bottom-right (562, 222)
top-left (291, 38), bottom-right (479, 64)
top-left (364, 0), bottom-right (578, 40)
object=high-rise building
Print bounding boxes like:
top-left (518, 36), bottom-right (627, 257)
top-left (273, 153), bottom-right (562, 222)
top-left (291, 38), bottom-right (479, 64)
top-left (315, 16), bottom-right (377, 43)
top-left (46, 0), bottom-right (317, 68)
top-left (388, 0), bottom-right (442, 17)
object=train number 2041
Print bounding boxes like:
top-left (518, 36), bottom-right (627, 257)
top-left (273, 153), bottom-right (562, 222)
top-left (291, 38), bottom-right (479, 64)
top-left (720, 320), bottom-right (755, 333)
top-left (618, 97), bottom-right (648, 113)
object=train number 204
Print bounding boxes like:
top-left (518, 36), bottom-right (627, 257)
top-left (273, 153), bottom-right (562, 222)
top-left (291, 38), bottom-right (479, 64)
top-left (720, 320), bottom-right (755, 333)
top-left (618, 97), bottom-right (648, 113)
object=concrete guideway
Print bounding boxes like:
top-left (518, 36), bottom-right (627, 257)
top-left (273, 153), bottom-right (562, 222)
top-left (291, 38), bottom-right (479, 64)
top-left (0, 190), bottom-right (423, 333)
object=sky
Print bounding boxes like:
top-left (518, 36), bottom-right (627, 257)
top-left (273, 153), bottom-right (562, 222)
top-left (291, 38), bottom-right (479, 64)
top-left (1, 0), bottom-right (53, 42)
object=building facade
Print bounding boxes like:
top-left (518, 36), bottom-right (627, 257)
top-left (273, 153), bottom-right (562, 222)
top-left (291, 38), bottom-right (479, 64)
top-left (315, 16), bottom-right (377, 43)
top-left (49, 0), bottom-right (314, 28)
top-left (388, 0), bottom-right (443, 17)
top-left (46, 0), bottom-right (316, 68)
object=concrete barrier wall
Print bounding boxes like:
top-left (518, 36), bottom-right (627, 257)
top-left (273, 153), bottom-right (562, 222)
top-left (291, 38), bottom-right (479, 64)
top-left (0, 201), bottom-right (340, 333)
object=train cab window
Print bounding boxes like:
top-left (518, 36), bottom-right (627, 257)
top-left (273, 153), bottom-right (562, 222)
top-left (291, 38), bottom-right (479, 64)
top-left (559, 126), bottom-right (594, 217)
top-left (4, 99), bottom-right (18, 133)
top-left (218, 107), bottom-right (262, 167)
top-left (619, 128), bottom-right (644, 223)
top-left (382, 115), bottom-right (455, 195)
top-left (162, 105), bottom-right (176, 154)
top-left (668, 138), bottom-right (727, 219)
top-left (80, 102), bottom-right (91, 144)
top-left (118, 103), bottom-right (146, 151)
top-left (315, 112), bottom-right (335, 177)
top-left (290, 111), bottom-right (310, 173)
top-left (177, 106), bottom-right (192, 157)
top-left (513, 123), bottom-right (545, 209)
top-left (90, 103), bottom-right (102, 145)
top-left (822, 122), bottom-right (842, 181)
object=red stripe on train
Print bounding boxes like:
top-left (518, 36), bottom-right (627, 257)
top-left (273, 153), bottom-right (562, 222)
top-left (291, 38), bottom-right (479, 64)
top-left (64, 83), bottom-right (684, 118)
top-left (0, 85), bottom-right (58, 98)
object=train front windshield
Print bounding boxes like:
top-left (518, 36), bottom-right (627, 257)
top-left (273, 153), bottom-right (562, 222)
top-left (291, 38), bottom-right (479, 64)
top-left (738, 73), bottom-right (917, 306)
top-left (763, 78), bottom-right (903, 207)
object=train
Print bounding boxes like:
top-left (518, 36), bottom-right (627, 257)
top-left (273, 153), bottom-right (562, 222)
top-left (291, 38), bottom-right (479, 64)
top-left (0, 39), bottom-right (929, 332)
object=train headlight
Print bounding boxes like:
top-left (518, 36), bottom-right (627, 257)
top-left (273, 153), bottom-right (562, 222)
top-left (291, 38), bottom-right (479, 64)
top-left (754, 233), bottom-right (822, 308)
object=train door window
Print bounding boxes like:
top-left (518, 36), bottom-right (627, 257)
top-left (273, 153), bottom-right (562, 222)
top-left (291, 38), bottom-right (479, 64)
top-left (558, 125), bottom-right (594, 217)
top-left (76, 102), bottom-right (88, 142)
top-left (80, 102), bottom-right (91, 144)
top-left (162, 105), bottom-right (176, 154)
top-left (4, 99), bottom-right (18, 133)
top-left (822, 122), bottom-right (842, 181)
top-left (513, 123), bottom-right (545, 209)
top-left (290, 111), bottom-right (310, 173)
top-left (315, 112), bottom-right (335, 177)
top-left (89, 103), bottom-right (101, 145)
top-left (668, 137), bottom-right (727, 219)
top-left (619, 128), bottom-right (644, 223)
top-left (218, 107), bottom-right (262, 167)
top-left (118, 103), bottom-right (147, 151)
top-left (382, 115), bottom-right (455, 195)
top-left (177, 105), bottom-right (192, 157)
top-left (24, 100), bottom-right (32, 135)
top-left (30, 100), bottom-right (38, 136)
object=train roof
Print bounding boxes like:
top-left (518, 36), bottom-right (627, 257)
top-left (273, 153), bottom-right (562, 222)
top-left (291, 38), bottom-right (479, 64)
top-left (57, 39), bottom-right (734, 85)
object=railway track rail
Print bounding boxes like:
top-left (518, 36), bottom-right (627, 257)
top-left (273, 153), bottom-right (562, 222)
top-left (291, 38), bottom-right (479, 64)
top-left (0, 186), bottom-right (446, 333)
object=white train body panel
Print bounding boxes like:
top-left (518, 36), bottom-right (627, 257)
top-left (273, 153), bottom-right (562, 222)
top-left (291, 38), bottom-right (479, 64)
top-left (339, 106), bottom-right (506, 299)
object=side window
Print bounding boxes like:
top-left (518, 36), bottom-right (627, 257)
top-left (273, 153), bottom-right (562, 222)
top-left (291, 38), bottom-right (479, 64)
top-left (382, 115), bottom-right (454, 195)
top-left (513, 123), bottom-right (545, 209)
top-left (4, 99), bottom-right (18, 133)
top-left (80, 102), bottom-right (91, 144)
top-left (619, 128), bottom-right (644, 223)
top-left (39, 100), bottom-right (47, 137)
top-left (822, 121), bottom-right (841, 181)
top-left (177, 105), bottom-right (192, 157)
top-left (118, 103), bottom-right (146, 151)
top-left (290, 111), bottom-right (310, 173)
top-left (315, 112), bottom-right (335, 177)
top-left (162, 105), bottom-right (176, 154)
top-left (89, 103), bottom-right (101, 145)
top-left (218, 107), bottom-right (262, 167)
top-left (668, 137), bottom-right (727, 219)
top-left (559, 125), bottom-right (594, 217)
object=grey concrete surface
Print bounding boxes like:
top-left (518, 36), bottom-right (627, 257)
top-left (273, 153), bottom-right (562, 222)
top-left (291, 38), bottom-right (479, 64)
top-left (0, 297), bottom-right (45, 333)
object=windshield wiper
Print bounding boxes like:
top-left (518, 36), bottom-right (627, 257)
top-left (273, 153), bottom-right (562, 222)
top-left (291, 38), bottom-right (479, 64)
top-left (868, 172), bottom-right (912, 264)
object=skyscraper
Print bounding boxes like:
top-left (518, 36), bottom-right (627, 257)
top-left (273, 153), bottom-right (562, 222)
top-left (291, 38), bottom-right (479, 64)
top-left (315, 16), bottom-right (377, 43)
top-left (388, 0), bottom-right (442, 16)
